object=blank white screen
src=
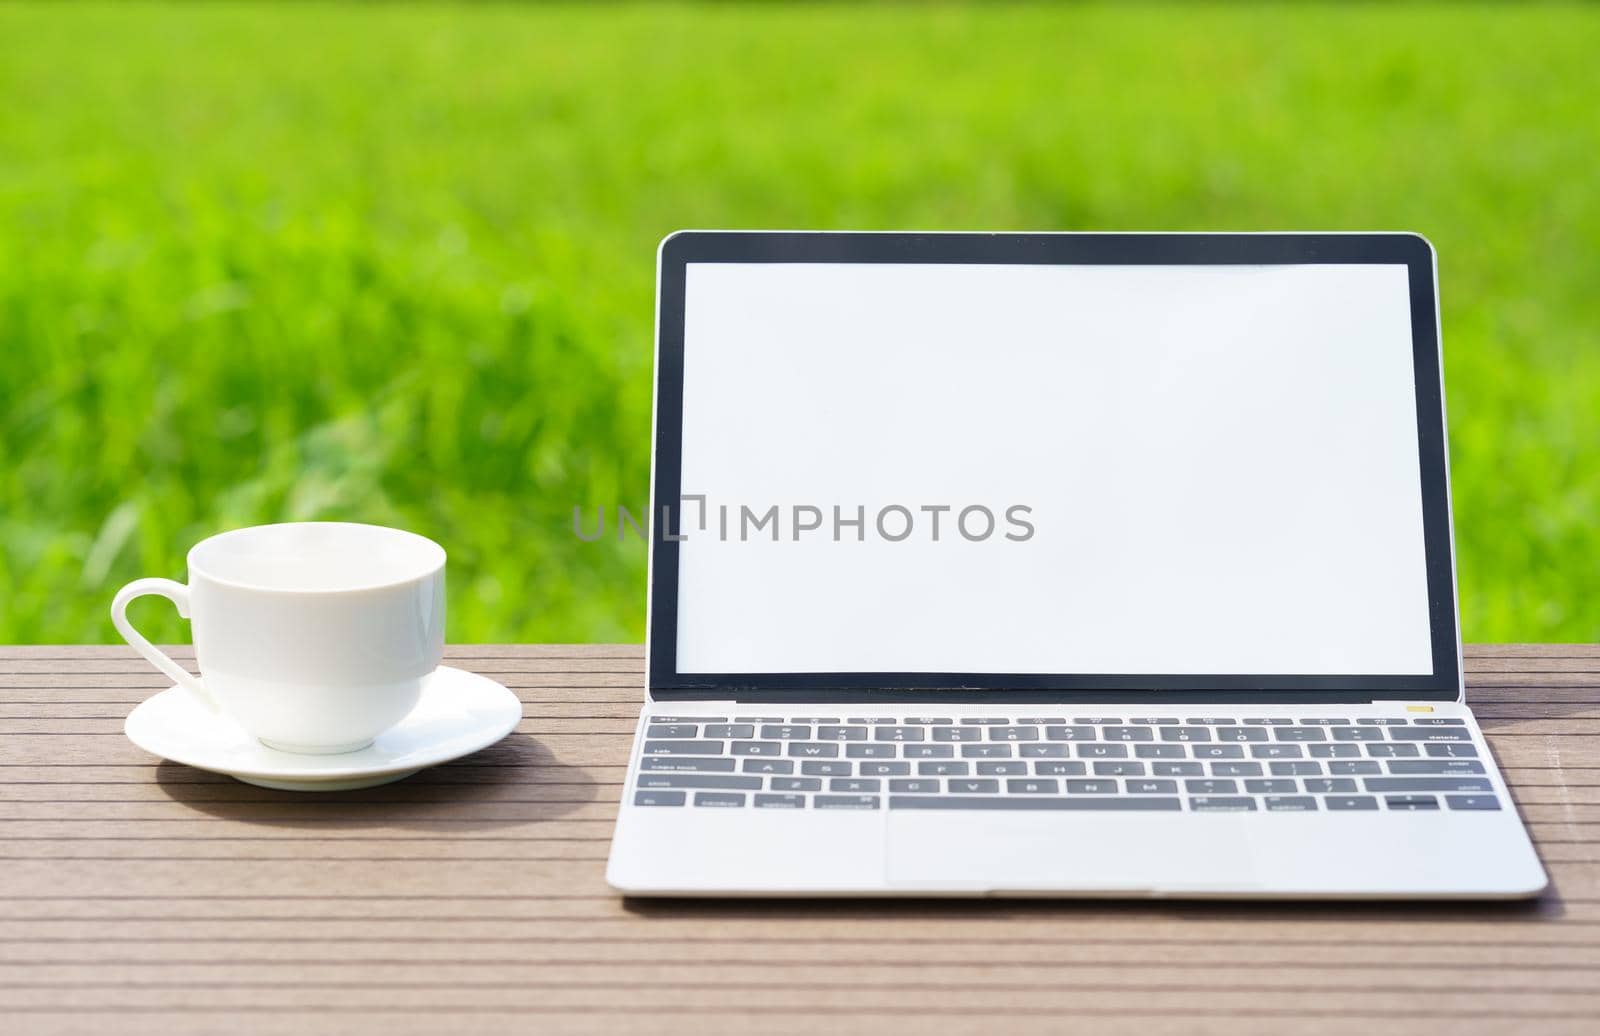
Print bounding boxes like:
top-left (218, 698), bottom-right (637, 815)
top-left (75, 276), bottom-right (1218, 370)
top-left (675, 262), bottom-right (1434, 676)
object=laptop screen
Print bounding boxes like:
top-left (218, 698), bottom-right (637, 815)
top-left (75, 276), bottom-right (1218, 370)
top-left (657, 240), bottom-right (1453, 694)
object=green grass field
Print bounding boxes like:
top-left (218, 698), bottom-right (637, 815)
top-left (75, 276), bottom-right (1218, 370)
top-left (2, 2), bottom-right (1597, 646)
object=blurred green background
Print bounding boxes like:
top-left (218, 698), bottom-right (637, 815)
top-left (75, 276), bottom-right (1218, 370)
top-left (1, 2), bottom-right (1596, 646)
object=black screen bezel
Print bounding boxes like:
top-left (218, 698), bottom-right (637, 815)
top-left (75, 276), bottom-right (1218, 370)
top-left (646, 231), bottom-right (1460, 704)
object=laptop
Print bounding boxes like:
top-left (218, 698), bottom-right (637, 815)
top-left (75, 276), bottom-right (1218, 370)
top-left (605, 230), bottom-right (1548, 899)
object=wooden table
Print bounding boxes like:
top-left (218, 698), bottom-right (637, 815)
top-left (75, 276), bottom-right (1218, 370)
top-left (1, 644), bottom-right (1596, 1035)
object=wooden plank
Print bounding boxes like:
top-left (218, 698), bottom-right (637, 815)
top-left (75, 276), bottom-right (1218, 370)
top-left (8, 732), bottom-right (1600, 770)
top-left (3, 1016), bottom-right (1597, 1036)
top-left (5, 642), bottom-right (1597, 662)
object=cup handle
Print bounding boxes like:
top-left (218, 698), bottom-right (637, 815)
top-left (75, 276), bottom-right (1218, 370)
top-left (111, 578), bottom-right (218, 712)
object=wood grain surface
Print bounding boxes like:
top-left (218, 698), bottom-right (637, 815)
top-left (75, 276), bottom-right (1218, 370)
top-left (1, 644), bottom-right (1596, 1035)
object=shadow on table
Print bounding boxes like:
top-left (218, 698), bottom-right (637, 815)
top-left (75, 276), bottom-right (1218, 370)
top-left (624, 890), bottom-right (1563, 922)
top-left (152, 731), bottom-right (601, 831)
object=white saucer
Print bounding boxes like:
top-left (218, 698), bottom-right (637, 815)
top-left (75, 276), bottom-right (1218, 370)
top-left (124, 666), bottom-right (522, 791)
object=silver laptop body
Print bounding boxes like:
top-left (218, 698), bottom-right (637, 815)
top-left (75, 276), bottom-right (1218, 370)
top-left (606, 231), bottom-right (1546, 899)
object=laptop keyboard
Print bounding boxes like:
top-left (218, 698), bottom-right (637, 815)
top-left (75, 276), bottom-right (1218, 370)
top-left (630, 715), bottom-right (1502, 813)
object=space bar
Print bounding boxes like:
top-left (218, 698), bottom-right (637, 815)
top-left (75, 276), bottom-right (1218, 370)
top-left (890, 796), bottom-right (1181, 811)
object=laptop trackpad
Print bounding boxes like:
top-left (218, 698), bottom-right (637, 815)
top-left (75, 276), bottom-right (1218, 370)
top-left (886, 812), bottom-right (1262, 894)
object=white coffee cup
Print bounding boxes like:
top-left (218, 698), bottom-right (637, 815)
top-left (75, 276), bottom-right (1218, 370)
top-left (111, 522), bottom-right (446, 754)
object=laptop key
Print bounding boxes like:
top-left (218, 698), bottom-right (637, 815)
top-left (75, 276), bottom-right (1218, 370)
top-left (815, 795), bottom-right (880, 810)
top-left (1270, 761), bottom-right (1324, 776)
top-left (1211, 762), bottom-right (1263, 777)
top-left (1186, 779), bottom-right (1238, 795)
top-left (1332, 727), bottom-right (1382, 741)
top-left (634, 790), bottom-right (686, 807)
top-left (1129, 717), bottom-right (1181, 725)
top-left (693, 792), bottom-right (745, 808)
top-left (1016, 717), bottom-right (1067, 725)
top-left (1364, 777), bottom-right (1494, 793)
top-left (800, 761), bottom-right (852, 776)
top-left (645, 740), bottom-right (726, 755)
top-left (1066, 780), bottom-right (1118, 794)
top-left (1020, 743), bottom-right (1070, 758)
top-left (1357, 717), bottom-right (1408, 726)
top-left (830, 778), bottom-right (880, 793)
top-left (639, 774), bottom-right (762, 791)
top-left (1302, 778), bottom-right (1357, 794)
top-left (1076, 744), bottom-right (1128, 759)
top-left (846, 743), bottom-right (897, 759)
top-left (771, 777), bottom-right (822, 792)
top-left (932, 726), bottom-right (983, 742)
top-left (1245, 779), bottom-right (1298, 794)
top-left (903, 717), bottom-right (953, 725)
top-left (962, 744), bottom-right (1014, 759)
top-left (787, 742), bottom-right (840, 758)
top-left (1189, 796), bottom-right (1257, 812)
top-left (1094, 761), bottom-right (1146, 777)
top-left (1389, 728), bottom-right (1471, 742)
top-left (646, 724), bottom-right (698, 738)
top-left (789, 717), bottom-right (840, 724)
top-left (1386, 794), bottom-right (1440, 810)
top-left (1244, 718), bottom-right (1293, 725)
top-left (891, 796), bottom-right (1181, 811)
top-left (875, 726), bottom-right (926, 742)
top-left (1136, 744), bottom-right (1186, 759)
top-left (906, 744), bottom-right (955, 758)
top-left (1193, 745), bottom-right (1245, 760)
top-left (1275, 727), bottom-right (1326, 742)
top-left (990, 726), bottom-right (1040, 742)
top-left (951, 779), bottom-right (1001, 794)
top-left (702, 725), bottom-right (754, 739)
top-left (641, 756), bottom-right (735, 773)
top-left (742, 759), bottom-right (794, 775)
top-left (816, 725), bottom-right (867, 741)
top-left (650, 716), bottom-right (725, 724)
top-left (731, 741), bottom-right (782, 757)
top-left (1367, 743), bottom-right (1421, 758)
top-left (1446, 795), bottom-right (1502, 810)
top-left (1034, 761), bottom-right (1087, 776)
top-left (1265, 796), bottom-right (1318, 811)
top-left (1153, 762), bottom-right (1204, 777)
top-left (960, 718), bottom-right (1010, 725)
top-left (1128, 779), bottom-right (1178, 793)
top-left (977, 761), bottom-right (1029, 776)
top-left (1425, 743), bottom-right (1479, 758)
top-left (1310, 744), bottom-right (1360, 759)
top-left (754, 794), bottom-right (806, 809)
top-left (1007, 779), bottom-right (1060, 794)
top-left (859, 761), bottom-right (910, 777)
top-left (1187, 717), bottom-right (1237, 725)
top-left (1101, 726), bottom-right (1154, 742)
top-left (1388, 760), bottom-right (1486, 775)
top-left (918, 760), bottom-right (970, 776)
top-left (1297, 718), bottom-right (1349, 726)
top-left (1045, 726), bottom-right (1096, 741)
top-left (1160, 726), bottom-right (1212, 742)
top-left (1413, 717), bottom-right (1468, 726)
top-left (1074, 717), bottom-right (1124, 725)
top-left (888, 779), bottom-right (938, 794)
top-left (1329, 761), bottom-right (1382, 775)
top-left (1252, 744), bottom-right (1303, 759)
top-left (1327, 795), bottom-right (1379, 810)
top-left (1216, 727), bottom-right (1268, 742)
